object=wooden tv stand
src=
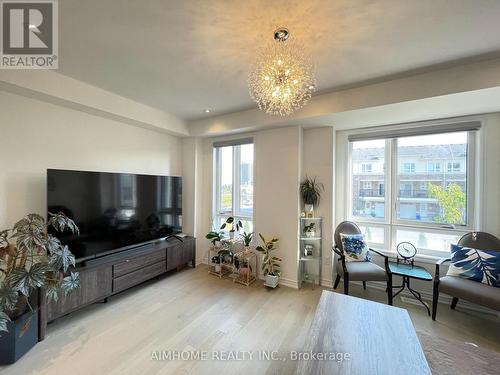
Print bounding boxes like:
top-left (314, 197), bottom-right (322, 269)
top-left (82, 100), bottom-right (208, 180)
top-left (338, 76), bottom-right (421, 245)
top-left (38, 236), bottom-right (196, 340)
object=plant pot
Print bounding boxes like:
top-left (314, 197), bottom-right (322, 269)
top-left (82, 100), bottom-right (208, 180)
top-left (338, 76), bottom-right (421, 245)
top-left (229, 231), bottom-right (235, 239)
top-left (239, 264), bottom-right (252, 279)
top-left (305, 230), bottom-right (316, 238)
top-left (304, 204), bottom-right (314, 217)
top-left (0, 310), bottom-right (38, 364)
top-left (264, 274), bottom-right (279, 288)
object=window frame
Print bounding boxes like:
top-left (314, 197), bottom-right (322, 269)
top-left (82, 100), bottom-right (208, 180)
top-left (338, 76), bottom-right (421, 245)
top-left (213, 142), bottom-right (254, 231)
top-left (346, 130), bottom-right (478, 257)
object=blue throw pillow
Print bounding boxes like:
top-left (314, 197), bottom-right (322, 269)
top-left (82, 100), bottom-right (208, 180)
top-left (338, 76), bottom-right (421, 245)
top-left (340, 233), bottom-right (372, 262)
top-left (446, 245), bottom-right (500, 287)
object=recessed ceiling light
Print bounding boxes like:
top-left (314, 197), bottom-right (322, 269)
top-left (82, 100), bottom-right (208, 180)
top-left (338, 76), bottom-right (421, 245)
top-left (204, 109), bottom-right (211, 113)
top-left (28, 24), bottom-right (37, 29)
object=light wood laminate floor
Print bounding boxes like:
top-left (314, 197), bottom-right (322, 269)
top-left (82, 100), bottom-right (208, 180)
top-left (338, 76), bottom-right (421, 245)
top-left (1, 266), bottom-right (499, 375)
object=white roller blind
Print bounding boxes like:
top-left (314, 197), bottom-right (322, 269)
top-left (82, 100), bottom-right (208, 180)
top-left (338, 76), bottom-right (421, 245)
top-left (348, 121), bottom-right (481, 142)
top-left (213, 137), bottom-right (253, 148)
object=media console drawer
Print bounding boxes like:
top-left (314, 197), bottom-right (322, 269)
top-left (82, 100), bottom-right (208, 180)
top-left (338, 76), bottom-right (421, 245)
top-left (113, 261), bottom-right (166, 293)
top-left (113, 249), bottom-right (166, 277)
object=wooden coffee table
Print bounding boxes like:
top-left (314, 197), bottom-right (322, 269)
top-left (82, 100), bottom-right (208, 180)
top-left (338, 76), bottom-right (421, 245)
top-left (297, 291), bottom-right (430, 375)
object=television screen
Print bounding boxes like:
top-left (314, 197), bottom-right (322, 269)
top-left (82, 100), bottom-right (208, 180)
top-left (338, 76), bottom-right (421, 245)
top-left (47, 169), bottom-right (182, 262)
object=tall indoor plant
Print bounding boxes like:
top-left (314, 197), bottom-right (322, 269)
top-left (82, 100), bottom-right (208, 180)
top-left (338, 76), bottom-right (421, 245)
top-left (256, 234), bottom-right (281, 288)
top-left (299, 176), bottom-right (324, 217)
top-left (0, 213), bottom-right (80, 363)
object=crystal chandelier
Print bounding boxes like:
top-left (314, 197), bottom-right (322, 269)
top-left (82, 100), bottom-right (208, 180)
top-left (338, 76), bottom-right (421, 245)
top-left (249, 27), bottom-right (316, 116)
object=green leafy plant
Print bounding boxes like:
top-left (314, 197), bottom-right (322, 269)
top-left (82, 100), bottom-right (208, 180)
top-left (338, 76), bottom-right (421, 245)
top-left (255, 233), bottom-right (281, 276)
top-left (242, 232), bottom-right (253, 247)
top-left (220, 217), bottom-right (242, 233)
top-left (428, 183), bottom-right (466, 225)
top-left (0, 213), bottom-right (80, 332)
top-left (205, 231), bottom-right (224, 245)
top-left (300, 176), bottom-right (324, 206)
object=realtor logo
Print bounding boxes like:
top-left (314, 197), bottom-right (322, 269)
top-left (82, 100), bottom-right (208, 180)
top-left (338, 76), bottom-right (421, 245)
top-left (1, 0), bottom-right (58, 69)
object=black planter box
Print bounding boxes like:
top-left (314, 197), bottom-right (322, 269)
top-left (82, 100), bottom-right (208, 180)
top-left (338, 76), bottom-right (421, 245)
top-left (0, 310), bottom-right (38, 364)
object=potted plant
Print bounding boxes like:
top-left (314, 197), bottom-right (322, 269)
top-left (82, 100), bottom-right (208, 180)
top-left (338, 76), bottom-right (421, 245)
top-left (303, 223), bottom-right (316, 238)
top-left (0, 213), bottom-right (80, 364)
top-left (242, 231), bottom-right (253, 251)
top-left (299, 176), bottom-right (324, 217)
top-left (238, 261), bottom-right (252, 280)
top-left (206, 231), bottom-right (224, 246)
top-left (211, 255), bottom-right (221, 272)
top-left (255, 233), bottom-right (281, 288)
top-left (220, 217), bottom-right (242, 239)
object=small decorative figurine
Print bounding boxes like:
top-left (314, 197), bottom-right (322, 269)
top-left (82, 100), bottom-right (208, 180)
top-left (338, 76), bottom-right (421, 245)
top-left (304, 244), bottom-right (314, 257)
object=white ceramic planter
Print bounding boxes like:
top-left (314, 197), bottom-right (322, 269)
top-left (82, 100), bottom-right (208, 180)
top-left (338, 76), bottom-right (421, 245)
top-left (305, 230), bottom-right (316, 238)
top-left (304, 204), bottom-right (314, 216)
top-left (265, 274), bottom-right (279, 288)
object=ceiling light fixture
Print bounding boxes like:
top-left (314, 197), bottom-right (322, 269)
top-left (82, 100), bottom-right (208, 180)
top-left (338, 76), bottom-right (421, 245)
top-left (249, 27), bottom-right (316, 116)
top-left (204, 109), bottom-right (211, 113)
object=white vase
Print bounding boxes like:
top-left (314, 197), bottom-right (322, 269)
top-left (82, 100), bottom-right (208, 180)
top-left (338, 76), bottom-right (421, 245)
top-left (304, 204), bottom-right (314, 217)
top-left (265, 274), bottom-right (279, 288)
top-left (229, 231), bottom-right (235, 239)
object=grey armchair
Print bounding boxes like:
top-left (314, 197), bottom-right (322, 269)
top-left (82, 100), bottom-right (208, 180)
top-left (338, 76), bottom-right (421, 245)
top-left (432, 232), bottom-right (500, 320)
top-left (332, 221), bottom-right (393, 305)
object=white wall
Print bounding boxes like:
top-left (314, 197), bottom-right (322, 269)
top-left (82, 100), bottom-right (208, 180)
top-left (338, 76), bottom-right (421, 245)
top-left (254, 127), bottom-right (301, 287)
top-left (302, 128), bottom-right (335, 286)
top-left (0, 70), bottom-right (188, 136)
top-left (0, 91), bottom-right (182, 229)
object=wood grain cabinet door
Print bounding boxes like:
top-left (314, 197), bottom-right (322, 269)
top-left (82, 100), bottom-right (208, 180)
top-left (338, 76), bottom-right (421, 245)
top-left (47, 266), bottom-right (112, 321)
top-left (183, 238), bottom-right (195, 265)
top-left (166, 244), bottom-right (181, 271)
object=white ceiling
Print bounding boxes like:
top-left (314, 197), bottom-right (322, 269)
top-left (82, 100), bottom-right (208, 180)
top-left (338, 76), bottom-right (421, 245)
top-left (58, 0), bottom-right (500, 121)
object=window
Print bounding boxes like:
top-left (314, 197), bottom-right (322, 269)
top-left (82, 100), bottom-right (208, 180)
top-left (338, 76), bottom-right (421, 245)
top-left (349, 130), bottom-right (476, 257)
top-left (361, 163), bottom-right (373, 173)
top-left (447, 161), bottom-right (461, 172)
top-left (400, 182), bottom-right (413, 198)
top-left (351, 140), bottom-right (386, 219)
top-left (402, 163), bottom-right (415, 173)
top-left (362, 181), bottom-right (372, 189)
top-left (213, 142), bottom-right (254, 233)
top-left (427, 162), bottom-right (441, 173)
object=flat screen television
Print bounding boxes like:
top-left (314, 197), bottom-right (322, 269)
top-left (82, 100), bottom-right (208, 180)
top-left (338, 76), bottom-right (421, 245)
top-left (47, 169), bottom-right (182, 262)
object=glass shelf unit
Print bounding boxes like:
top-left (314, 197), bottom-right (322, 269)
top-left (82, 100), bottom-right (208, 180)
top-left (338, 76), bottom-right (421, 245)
top-left (299, 217), bottom-right (322, 289)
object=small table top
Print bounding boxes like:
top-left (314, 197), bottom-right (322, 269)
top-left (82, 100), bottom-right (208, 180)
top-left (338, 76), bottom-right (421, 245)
top-left (389, 262), bottom-right (433, 281)
top-left (297, 291), bottom-right (430, 375)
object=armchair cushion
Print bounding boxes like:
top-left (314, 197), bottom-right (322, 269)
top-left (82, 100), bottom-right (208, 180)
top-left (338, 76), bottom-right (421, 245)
top-left (336, 260), bottom-right (387, 281)
top-left (439, 276), bottom-right (500, 311)
top-left (446, 245), bottom-right (500, 287)
top-left (340, 233), bottom-right (372, 262)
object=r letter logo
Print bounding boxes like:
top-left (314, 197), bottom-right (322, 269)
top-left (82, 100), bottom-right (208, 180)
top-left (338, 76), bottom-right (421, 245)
top-left (1, 0), bottom-right (58, 69)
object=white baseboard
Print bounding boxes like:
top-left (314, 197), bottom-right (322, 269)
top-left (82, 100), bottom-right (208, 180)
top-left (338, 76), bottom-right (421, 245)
top-left (257, 274), bottom-right (298, 289)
